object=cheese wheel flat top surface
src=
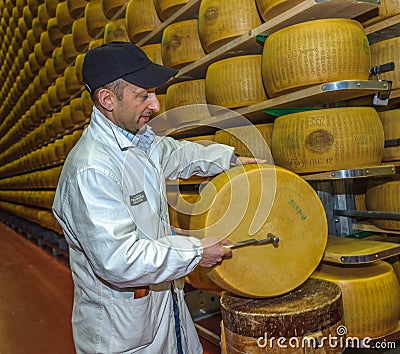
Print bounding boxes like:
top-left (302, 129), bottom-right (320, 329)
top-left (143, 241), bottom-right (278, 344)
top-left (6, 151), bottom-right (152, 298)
top-left (221, 278), bottom-right (343, 338)
top-left (190, 164), bottom-right (328, 297)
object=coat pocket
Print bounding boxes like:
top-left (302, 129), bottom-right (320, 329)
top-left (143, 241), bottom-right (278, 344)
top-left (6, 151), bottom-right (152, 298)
top-left (109, 292), bottom-right (155, 353)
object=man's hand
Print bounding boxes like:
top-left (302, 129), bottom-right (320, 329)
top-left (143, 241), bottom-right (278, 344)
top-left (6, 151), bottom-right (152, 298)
top-left (236, 156), bottom-right (267, 166)
top-left (199, 236), bottom-right (233, 267)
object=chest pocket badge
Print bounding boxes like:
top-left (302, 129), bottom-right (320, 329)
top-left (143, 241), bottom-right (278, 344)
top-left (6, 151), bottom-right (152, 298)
top-left (130, 191), bottom-right (147, 206)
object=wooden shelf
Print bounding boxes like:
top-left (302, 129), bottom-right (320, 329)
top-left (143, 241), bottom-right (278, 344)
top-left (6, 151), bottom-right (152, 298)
top-left (358, 222), bottom-right (400, 235)
top-left (365, 12), bottom-right (400, 44)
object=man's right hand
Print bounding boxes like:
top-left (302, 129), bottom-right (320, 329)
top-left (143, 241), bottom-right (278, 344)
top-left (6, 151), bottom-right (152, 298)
top-left (199, 236), bottom-right (233, 267)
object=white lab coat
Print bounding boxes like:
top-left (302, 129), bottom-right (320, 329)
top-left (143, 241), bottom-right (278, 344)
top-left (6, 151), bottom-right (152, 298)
top-left (52, 106), bottom-right (234, 353)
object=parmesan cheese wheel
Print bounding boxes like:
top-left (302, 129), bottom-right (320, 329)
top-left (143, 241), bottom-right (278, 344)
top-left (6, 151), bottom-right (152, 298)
top-left (214, 123), bottom-right (273, 160)
top-left (186, 265), bottom-right (223, 295)
top-left (85, 0), bottom-right (108, 37)
top-left (154, 0), bottom-right (188, 21)
top-left (47, 17), bottom-right (63, 46)
top-left (102, 0), bottom-right (128, 19)
top-left (45, 58), bottom-right (58, 82)
top-left (61, 33), bottom-right (79, 63)
top-left (184, 135), bottom-right (215, 146)
top-left (40, 31), bottom-right (55, 57)
top-left (190, 164), bottom-right (328, 297)
top-left (69, 97), bottom-right (89, 124)
top-left (72, 17), bottom-right (93, 52)
top-left (271, 107), bottom-right (384, 174)
top-left (161, 19), bottom-right (206, 69)
top-left (165, 79), bottom-right (210, 126)
top-left (55, 1), bottom-right (74, 34)
top-left (125, 0), bottom-right (162, 43)
top-left (55, 76), bottom-right (69, 102)
top-left (366, 176), bottom-right (400, 231)
top-left (88, 38), bottom-right (104, 49)
top-left (262, 19), bottom-right (371, 98)
top-left (312, 261), bottom-right (400, 338)
top-left (221, 278), bottom-right (345, 354)
top-left (52, 47), bottom-right (68, 74)
top-left (205, 55), bottom-right (267, 109)
top-left (198, 0), bottom-right (262, 53)
top-left (371, 36), bottom-right (400, 90)
top-left (64, 66), bottom-right (81, 94)
top-left (256, 0), bottom-right (304, 21)
top-left (104, 19), bottom-right (130, 43)
top-left (379, 109), bottom-right (400, 162)
top-left (75, 53), bottom-right (85, 84)
top-left (140, 43), bottom-right (163, 65)
top-left (67, 0), bottom-right (87, 19)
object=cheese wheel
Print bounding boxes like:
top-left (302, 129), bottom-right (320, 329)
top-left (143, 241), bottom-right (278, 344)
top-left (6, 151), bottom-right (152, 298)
top-left (69, 97), bottom-right (89, 124)
top-left (366, 176), bottom-right (400, 231)
top-left (104, 19), bottom-right (130, 43)
top-left (165, 79), bottom-right (210, 126)
top-left (161, 19), bottom-right (206, 69)
top-left (184, 135), bottom-right (215, 146)
top-left (40, 31), bottom-right (55, 57)
top-left (64, 65), bottom-right (81, 94)
top-left (125, 0), bottom-right (162, 43)
top-left (362, 0), bottom-right (400, 26)
top-left (379, 109), bottom-right (400, 162)
top-left (72, 18), bottom-right (93, 52)
top-left (190, 164), bottom-right (328, 297)
top-left (55, 1), bottom-right (74, 34)
top-left (45, 58), bottom-right (58, 82)
top-left (52, 47), bottom-right (68, 74)
top-left (185, 265), bottom-right (223, 295)
top-left (206, 55), bottom-right (267, 109)
top-left (60, 105), bottom-right (75, 129)
top-left (61, 33), bottom-right (79, 63)
top-left (102, 0), bottom-right (128, 19)
top-left (140, 43), bottom-right (163, 65)
top-left (85, 0), bottom-right (108, 37)
top-left (271, 107), bottom-right (384, 174)
top-left (37, 5), bottom-right (49, 31)
top-left (38, 67), bottom-right (52, 91)
top-left (67, 0), bottom-right (87, 19)
top-left (45, 0), bottom-right (59, 17)
top-left (371, 36), bottom-right (400, 90)
top-left (75, 53), bottom-right (85, 84)
top-left (88, 38), bottom-right (104, 49)
top-left (214, 123), bottom-right (273, 160)
top-left (55, 76), bottom-right (69, 102)
top-left (221, 278), bottom-right (345, 354)
top-left (198, 0), bottom-right (262, 53)
top-left (262, 19), bottom-right (371, 98)
top-left (312, 261), bottom-right (400, 338)
top-left (256, 0), bottom-right (304, 21)
top-left (154, 0), bottom-right (188, 21)
top-left (47, 17), bottom-right (63, 47)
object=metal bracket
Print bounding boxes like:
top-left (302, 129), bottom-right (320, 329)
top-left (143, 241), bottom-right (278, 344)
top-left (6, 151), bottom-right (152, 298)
top-left (385, 138), bottom-right (400, 148)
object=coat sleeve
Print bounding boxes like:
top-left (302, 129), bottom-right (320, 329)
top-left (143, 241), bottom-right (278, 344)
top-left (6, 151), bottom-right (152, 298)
top-left (53, 166), bottom-right (202, 289)
top-left (154, 136), bottom-right (235, 180)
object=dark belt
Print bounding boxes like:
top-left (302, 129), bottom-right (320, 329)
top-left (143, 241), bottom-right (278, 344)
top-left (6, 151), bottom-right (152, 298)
top-left (134, 286), bottom-right (149, 299)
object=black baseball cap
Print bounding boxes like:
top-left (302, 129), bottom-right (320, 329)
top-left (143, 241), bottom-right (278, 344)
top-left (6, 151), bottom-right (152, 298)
top-left (82, 41), bottom-right (178, 92)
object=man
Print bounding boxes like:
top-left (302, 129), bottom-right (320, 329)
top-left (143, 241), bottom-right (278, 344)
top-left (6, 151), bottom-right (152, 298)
top-left (53, 41), bottom-right (260, 353)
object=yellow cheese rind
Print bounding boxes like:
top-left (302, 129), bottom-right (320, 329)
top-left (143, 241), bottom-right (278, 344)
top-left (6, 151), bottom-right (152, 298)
top-left (366, 177), bottom-right (400, 231)
top-left (262, 18), bottom-right (371, 97)
top-left (190, 164), bottom-right (328, 298)
top-left (312, 261), bottom-right (400, 338)
top-left (198, 0), bottom-right (262, 53)
top-left (161, 19), bottom-right (205, 69)
top-left (256, 0), bottom-right (304, 21)
top-left (205, 55), bottom-right (267, 109)
top-left (154, 0), bottom-right (188, 21)
top-left (214, 124), bottom-right (273, 160)
top-left (271, 107), bottom-right (384, 174)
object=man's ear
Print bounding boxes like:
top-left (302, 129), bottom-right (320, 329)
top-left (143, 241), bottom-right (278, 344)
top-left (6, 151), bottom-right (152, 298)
top-left (97, 88), bottom-right (114, 111)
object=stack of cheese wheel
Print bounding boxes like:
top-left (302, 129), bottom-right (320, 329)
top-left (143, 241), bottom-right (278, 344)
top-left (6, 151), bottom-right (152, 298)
top-left (366, 176), bottom-right (400, 231)
top-left (154, 0), bottom-right (188, 21)
top-left (198, 0), bottom-right (262, 53)
top-left (161, 19), bottom-right (205, 69)
top-left (190, 164), bottom-right (328, 298)
top-left (271, 107), bottom-right (384, 174)
top-left (102, 0), bottom-right (129, 19)
top-left (262, 19), bottom-right (371, 98)
top-left (56, 1), bottom-right (74, 34)
top-left (104, 19), bottom-right (130, 42)
top-left (214, 123), bottom-right (273, 160)
top-left (221, 278), bottom-right (345, 354)
top-left (371, 36), bottom-right (400, 91)
top-left (205, 55), bottom-right (267, 109)
top-left (312, 261), bottom-right (400, 338)
top-left (379, 109), bottom-right (400, 162)
top-left (256, 0), bottom-right (304, 21)
top-left (165, 79), bottom-right (210, 128)
top-left (125, 0), bottom-right (161, 43)
top-left (140, 43), bottom-right (163, 65)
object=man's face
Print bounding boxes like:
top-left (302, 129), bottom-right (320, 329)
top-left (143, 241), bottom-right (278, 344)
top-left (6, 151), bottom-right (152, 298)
top-left (111, 83), bottom-right (160, 134)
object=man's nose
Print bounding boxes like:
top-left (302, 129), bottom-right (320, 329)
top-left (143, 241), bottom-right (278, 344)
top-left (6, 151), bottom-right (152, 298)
top-left (148, 93), bottom-right (160, 112)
